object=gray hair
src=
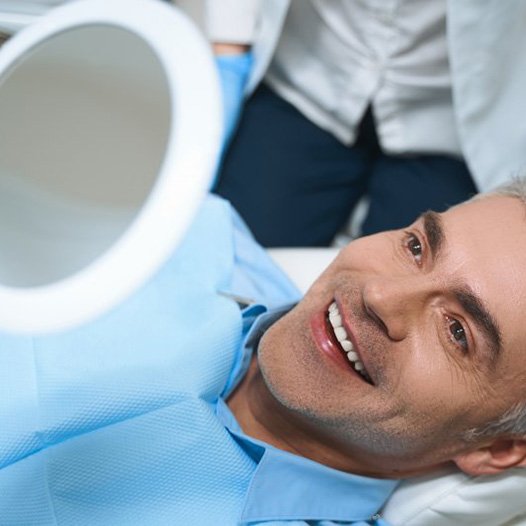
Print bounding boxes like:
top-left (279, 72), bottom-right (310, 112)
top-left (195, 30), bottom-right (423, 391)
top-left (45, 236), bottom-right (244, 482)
top-left (464, 402), bottom-right (526, 442)
top-left (472, 175), bottom-right (526, 205)
top-left (462, 176), bottom-right (526, 442)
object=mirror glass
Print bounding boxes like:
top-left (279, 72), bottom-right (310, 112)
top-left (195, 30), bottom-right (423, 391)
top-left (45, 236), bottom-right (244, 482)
top-left (0, 25), bottom-right (171, 287)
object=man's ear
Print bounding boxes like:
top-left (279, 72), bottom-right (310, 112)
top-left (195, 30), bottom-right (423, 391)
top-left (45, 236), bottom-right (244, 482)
top-left (453, 437), bottom-right (526, 476)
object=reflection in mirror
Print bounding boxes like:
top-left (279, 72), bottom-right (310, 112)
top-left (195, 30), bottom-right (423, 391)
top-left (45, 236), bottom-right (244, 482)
top-left (0, 25), bottom-right (171, 287)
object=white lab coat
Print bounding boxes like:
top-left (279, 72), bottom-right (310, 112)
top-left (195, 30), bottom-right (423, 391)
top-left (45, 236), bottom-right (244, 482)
top-left (243, 0), bottom-right (526, 192)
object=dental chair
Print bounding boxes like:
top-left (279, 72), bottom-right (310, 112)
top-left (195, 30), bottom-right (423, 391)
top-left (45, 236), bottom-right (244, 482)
top-left (0, 1), bottom-right (525, 524)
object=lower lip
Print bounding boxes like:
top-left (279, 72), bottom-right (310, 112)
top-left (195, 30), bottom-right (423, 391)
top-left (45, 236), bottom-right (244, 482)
top-left (310, 310), bottom-right (358, 374)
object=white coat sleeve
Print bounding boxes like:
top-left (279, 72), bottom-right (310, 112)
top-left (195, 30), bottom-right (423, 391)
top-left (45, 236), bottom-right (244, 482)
top-left (204, 0), bottom-right (261, 44)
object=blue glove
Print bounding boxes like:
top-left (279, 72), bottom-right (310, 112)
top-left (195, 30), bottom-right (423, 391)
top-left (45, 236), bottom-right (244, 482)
top-left (215, 51), bottom-right (253, 148)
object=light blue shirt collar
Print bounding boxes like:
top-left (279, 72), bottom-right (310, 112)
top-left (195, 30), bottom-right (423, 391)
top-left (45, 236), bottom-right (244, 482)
top-left (217, 399), bottom-right (397, 523)
top-left (217, 305), bottom-right (398, 524)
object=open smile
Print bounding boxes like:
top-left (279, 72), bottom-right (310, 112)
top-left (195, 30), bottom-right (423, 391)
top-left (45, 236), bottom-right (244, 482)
top-left (310, 299), bottom-right (374, 385)
top-left (326, 301), bottom-right (374, 384)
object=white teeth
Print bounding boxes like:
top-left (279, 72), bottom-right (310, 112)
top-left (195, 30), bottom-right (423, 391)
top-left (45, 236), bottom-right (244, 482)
top-left (334, 326), bottom-right (347, 342)
top-left (328, 311), bottom-right (342, 326)
top-left (327, 302), bottom-right (351, 348)
top-left (341, 340), bottom-right (353, 352)
top-left (354, 361), bottom-right (364, 371)
top-left (347, 350), bottom-right (359, 362)
top-left (327, 301), bottom-right (371, 382)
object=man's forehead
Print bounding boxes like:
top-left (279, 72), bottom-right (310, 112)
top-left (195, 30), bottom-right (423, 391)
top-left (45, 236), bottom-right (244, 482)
top-left (443, 194), bottom-right (525, 223)
top-left (431, 196), bottom-right (526, 255)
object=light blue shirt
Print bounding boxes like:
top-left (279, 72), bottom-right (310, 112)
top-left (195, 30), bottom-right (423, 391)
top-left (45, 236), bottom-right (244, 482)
top-left (0, 196), bottom-right (396, 524)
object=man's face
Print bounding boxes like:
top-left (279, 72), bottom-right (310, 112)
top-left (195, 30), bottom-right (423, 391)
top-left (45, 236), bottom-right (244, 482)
top-left (257, 196), bottom-right (526, 476)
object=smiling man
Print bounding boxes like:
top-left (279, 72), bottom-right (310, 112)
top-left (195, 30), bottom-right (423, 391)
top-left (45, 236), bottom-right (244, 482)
top-left (2, 180), bottom-right (526, 525)
top-left (229, 178), bottom-right (526, 486)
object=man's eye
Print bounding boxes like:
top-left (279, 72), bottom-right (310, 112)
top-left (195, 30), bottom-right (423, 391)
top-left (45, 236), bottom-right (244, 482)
top-left (404, 232), bottom-right (423, 264)
top-left (447, 317), bottom-right (469, 352)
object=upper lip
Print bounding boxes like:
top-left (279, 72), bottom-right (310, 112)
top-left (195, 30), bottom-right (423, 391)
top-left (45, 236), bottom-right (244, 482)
top-left (333, 297), bottom-right (375, 384)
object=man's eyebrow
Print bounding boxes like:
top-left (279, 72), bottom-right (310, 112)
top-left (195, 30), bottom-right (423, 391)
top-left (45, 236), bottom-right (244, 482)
top-left (453, 288), bottom-right (503, 364)
top-left (422, 211), bottom-right (444, 260)
top-left (419, 211), bottom-right (502, 362)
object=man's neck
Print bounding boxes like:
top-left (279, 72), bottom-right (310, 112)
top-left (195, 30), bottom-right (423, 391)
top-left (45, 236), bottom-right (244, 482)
top-left (227, 357), bottom-right (385, 476)
top-left (227, 357), bottom-right (452, 479)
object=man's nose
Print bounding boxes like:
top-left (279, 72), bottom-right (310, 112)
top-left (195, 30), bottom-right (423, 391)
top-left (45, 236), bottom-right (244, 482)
top-left (362, 276), bottom-right (430, 341)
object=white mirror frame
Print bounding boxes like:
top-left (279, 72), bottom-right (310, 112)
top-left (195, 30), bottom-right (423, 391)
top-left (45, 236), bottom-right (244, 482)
top-left (0, 0), bottom-right (222, 334)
